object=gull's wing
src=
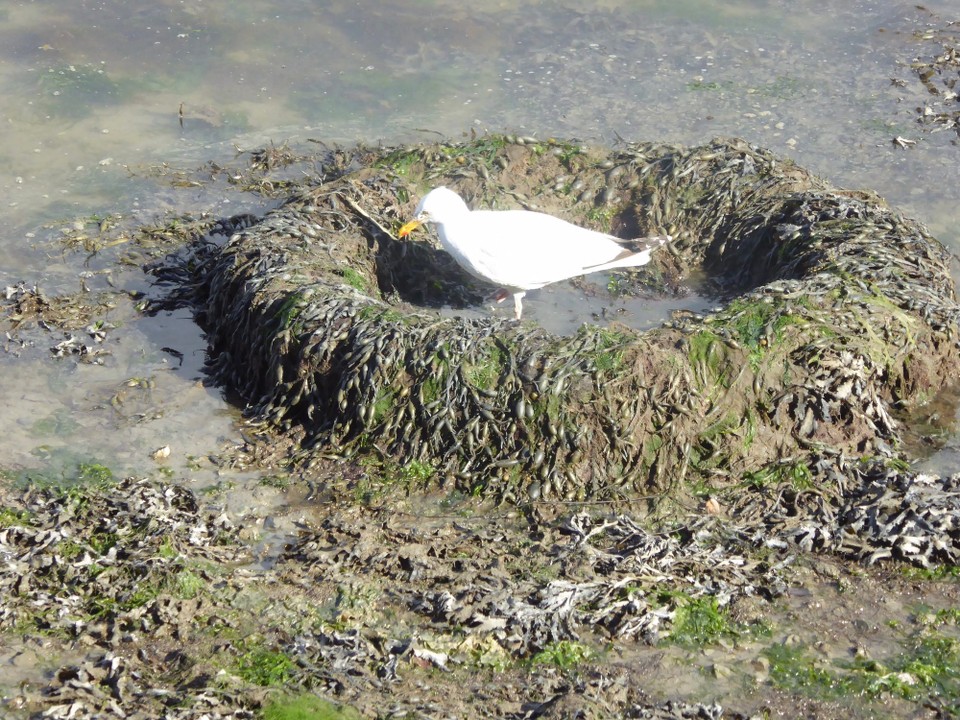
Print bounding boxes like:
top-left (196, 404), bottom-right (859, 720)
top-left (452, 210), bottom-right (627, 289)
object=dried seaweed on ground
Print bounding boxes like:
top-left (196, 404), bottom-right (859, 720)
top-left (0, 476), bottom-right (754, 720)
top-left (281, 508), bottom-right (785, 658)
top-left (0, 477), bottom-right (244, 634)
top-left (0, 477), bottom-right (252, 719)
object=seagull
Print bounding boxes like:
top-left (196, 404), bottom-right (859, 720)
top-left (397, 186), bottom-right (671, 320)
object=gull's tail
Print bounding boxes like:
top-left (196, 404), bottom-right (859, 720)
top-left (586, 234), bottom-right (672, 272)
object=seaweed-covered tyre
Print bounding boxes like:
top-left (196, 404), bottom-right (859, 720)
top-left (184, 136), bottom-right (959, 504)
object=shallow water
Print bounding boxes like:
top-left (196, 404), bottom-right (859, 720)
top-left (439, 277), bottom-right (715, 335)
top-left (1, 0), bottom-right (959, 541)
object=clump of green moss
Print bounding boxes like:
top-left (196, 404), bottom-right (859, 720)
top-left (529, 640), bottom-right (595, 668)
top-left (667, 595), bottom-right (739, 647)
top-left (235, 644), bottom-right (297, 687)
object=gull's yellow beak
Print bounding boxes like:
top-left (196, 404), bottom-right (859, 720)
top-left (397, 219), bottom-right (422, 238)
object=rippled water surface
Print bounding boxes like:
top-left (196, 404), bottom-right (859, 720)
top-left (1, 0), bottom-right (959, 488)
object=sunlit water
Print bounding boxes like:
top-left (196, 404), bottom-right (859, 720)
top-left (1, 0), bottom-right (959, 496)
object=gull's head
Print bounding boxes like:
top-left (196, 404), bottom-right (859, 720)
top-left (398, 187), bottom-right (469, 238)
